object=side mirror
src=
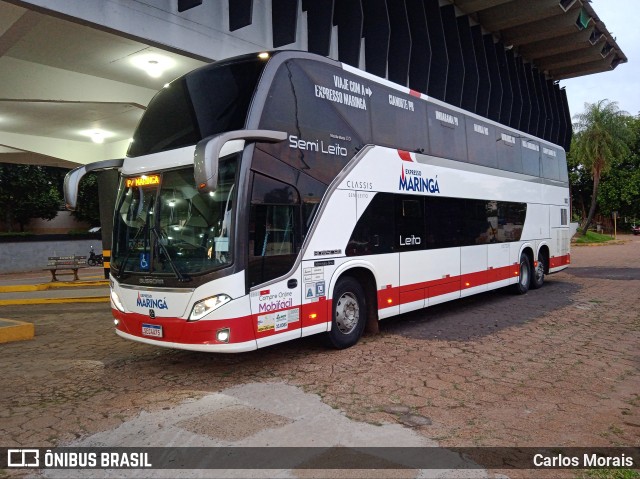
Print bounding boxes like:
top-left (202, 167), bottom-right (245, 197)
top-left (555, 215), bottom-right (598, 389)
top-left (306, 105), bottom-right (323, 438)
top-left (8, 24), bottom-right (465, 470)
top-left (64, 158), bottom-right (124, 210)
top-left (194, 129), bottom-right (287, 194)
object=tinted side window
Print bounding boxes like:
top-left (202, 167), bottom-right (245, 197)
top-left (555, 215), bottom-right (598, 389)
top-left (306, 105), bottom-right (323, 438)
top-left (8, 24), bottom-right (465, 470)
top-left (248, 174), bottom-right (301, 287)
top-left (250, 148), bottom-right (327, 237)
top-left (425, 197), bottom-right (527, 248)
top-left (498, 202), bottom-right (526, 241)
top-left (425, 197), bottom-right (465, 248)
top-left (296, 174), bottom-right (326, 236)
top-left (346, 193), bottom-right (527, 255)
top-left (561, 208), bottom-right (568, 225)
top-left (370, 89), bottom-right (428, 153)
top-left (258, 59), bottom-right (371, 185)
top-left (465, 117), bottom-right (497, 168)
top-left (557, 149), bottom-right (569, 182)
top-left (462, 199), bottom-right (495, 245)
top-left (396, 196), bottom-right (425, 251)
top-left (541, 145), bottom-right (560, 180)
top-left (346, 193), bottom-right (395, 256)
top-left (496, 130), bottom-right (523, 173)
top-left (427, 104), bottom-right (467, 162)
top-left (521, 139), bottom-right (541, 177)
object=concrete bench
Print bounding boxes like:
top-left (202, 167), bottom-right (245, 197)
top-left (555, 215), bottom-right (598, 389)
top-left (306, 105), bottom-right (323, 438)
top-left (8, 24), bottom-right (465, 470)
top-left (44, 255), bottom-right (87, 282)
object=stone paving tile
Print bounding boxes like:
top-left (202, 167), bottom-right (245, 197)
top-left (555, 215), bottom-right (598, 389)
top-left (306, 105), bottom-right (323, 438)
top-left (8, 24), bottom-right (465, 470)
top-left (1, 236), bottom-right (639, 479)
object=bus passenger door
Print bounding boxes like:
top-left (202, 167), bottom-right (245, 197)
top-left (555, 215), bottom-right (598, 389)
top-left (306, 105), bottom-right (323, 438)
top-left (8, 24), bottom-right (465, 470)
top-left (247, 173), bottom-right (302, 347)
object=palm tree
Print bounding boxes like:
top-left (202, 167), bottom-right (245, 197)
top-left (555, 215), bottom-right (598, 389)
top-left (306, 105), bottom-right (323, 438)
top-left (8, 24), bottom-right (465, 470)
top-left (572, 100), bottom-right (633, 235)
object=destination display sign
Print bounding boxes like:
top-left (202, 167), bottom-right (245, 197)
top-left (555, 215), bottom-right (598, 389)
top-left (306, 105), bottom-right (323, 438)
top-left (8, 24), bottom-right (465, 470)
top-left (125, 175), bottom-right (160, 188)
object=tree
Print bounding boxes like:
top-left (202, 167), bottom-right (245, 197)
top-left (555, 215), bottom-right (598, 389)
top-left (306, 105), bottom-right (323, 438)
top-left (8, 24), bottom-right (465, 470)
top-left (71, 173), bottom-right (101, 226)
top-left (572, 100), bottom-right (634, 235)
top-left (567, 137), bottom-right (593, 221)
top-left (0, 164), bottom-right (62, 232)
top-left (596, 115), bottom-right (640, 224)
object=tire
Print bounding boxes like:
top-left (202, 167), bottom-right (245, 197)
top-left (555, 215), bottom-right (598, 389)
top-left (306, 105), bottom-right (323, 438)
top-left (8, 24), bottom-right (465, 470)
top-left (326, 277), bottom-right (366, 349)
top-left (511, 253), bottom-right (531, 295)
top-left (530, 252), bottom-right (546, 290)
top-left (87, 259), bottom-right (96, 266)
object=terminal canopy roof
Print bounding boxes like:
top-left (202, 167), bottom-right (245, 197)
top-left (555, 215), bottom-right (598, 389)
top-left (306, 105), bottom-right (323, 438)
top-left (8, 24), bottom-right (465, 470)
top-left (454, 0), bottom-right (627, 80)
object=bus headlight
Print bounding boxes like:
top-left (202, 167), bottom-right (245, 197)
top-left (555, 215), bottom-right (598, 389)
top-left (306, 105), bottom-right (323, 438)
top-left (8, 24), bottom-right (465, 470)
top-left (111, 290), bottom-right (125, 312)
top-left (189, 294), bottom-right (231, 321)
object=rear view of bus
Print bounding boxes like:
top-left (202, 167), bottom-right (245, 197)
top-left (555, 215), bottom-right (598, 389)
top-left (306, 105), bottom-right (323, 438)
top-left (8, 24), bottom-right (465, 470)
top-left (65, 50), bottom-right (570, 353)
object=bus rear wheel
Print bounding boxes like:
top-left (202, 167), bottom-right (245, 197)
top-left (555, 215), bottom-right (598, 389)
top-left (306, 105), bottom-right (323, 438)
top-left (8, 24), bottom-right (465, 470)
top-left (326, 277), bottom-right (366, 349)
top-left (512, 253), bottom-right (531, 295)
top-left (531, 252), bottom-right (546, 289)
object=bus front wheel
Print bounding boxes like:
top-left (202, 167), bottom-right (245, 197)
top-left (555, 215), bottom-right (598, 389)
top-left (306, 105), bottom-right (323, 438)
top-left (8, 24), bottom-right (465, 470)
top-left (512, 253), bottom-right (531, 295)
top-left (326, 277), bottom-right (366, 349)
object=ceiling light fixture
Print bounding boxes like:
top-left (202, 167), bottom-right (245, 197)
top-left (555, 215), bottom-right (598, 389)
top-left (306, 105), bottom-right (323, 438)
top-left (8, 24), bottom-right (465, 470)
top-left (91, 132), bottom-right (105, 144)
top-left (131, 53), bottom-right (176, 78)
top-left (80, 129), bottom-right (112, 144)
top-left (147, 60), bottom-right (162, 78)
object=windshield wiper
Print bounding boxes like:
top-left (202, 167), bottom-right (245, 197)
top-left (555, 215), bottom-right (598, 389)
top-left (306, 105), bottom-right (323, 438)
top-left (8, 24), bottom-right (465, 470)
top-left (116, 224), bottom-right (147, 280)
top-left (150, 227), bottom-right (191, 283)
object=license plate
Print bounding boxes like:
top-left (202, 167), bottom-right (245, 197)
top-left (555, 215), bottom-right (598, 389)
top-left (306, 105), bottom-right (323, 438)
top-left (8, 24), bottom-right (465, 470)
top-left (141, 323), bottom-right (162, 338)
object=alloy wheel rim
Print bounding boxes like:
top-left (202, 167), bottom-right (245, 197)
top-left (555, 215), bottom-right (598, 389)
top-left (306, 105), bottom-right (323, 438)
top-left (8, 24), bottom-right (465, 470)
top-left (335, 292), bottom-right (359, 334)
top-left (535, 261), bottom-right (544, 283)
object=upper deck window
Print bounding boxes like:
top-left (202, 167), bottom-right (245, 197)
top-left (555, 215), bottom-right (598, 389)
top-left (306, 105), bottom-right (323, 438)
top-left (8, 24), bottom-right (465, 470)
top-left (427, 104), bottom-right (467, 162)
top-left (465, 116), bottom-right (497, 168)
top-left (257, 59), bottom-right (371, 185)
top-left (521, 139), bottom-right (541, 177)
top-left (496, 128), bottom-right (523, 174)
top-left (370, 88), bottom-right (428, 154)
top-left (128, 57), bottom-right (266, 157)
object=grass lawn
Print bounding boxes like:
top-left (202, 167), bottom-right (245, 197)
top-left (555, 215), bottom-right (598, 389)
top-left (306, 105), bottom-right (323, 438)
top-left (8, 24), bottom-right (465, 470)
top-left (574, 231), bottom-right (615, 244)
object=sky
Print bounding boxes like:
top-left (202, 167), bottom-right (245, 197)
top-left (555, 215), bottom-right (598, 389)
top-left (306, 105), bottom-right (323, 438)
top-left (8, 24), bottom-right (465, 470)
top-left (560, 0), bottom-right (640, 118)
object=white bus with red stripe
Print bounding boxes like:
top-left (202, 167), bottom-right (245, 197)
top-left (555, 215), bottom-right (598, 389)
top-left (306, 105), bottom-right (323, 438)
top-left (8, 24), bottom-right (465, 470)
top-left (64, 51), bottom-right (570, 353)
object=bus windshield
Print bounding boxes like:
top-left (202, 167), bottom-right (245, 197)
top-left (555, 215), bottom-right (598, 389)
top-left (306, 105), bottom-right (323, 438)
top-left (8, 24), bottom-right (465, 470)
top-left (111, 155), bottom-right (238, 278)
top-left (127, 56), bottom-right (267, 157)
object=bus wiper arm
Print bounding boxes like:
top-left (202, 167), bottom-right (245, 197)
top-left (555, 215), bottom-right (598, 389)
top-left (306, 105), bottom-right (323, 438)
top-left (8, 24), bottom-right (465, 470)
top-left (150, 227), bottom-right (191, 283)
top-left (117, 225), bottom-right (147, 280)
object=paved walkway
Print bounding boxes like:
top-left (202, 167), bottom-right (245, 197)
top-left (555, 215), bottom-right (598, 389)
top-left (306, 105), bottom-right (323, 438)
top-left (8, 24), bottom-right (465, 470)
top-left (0, 267), bottom-right (108, 305)
top-left (0, 287), bottom-right (109, 302)
top-left (0, 266), bottom-right (106, 287)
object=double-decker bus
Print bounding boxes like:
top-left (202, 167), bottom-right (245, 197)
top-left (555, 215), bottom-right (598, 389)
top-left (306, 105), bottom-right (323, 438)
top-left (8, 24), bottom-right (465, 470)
top-left (65, 50), bottom-right (570, 353)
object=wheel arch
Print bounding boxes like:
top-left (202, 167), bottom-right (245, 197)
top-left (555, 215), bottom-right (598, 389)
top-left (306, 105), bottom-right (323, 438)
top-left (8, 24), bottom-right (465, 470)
top-left (537, 243), bottom-right (550, 274)
top-left (519, 243), bottom-right (535, 267)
